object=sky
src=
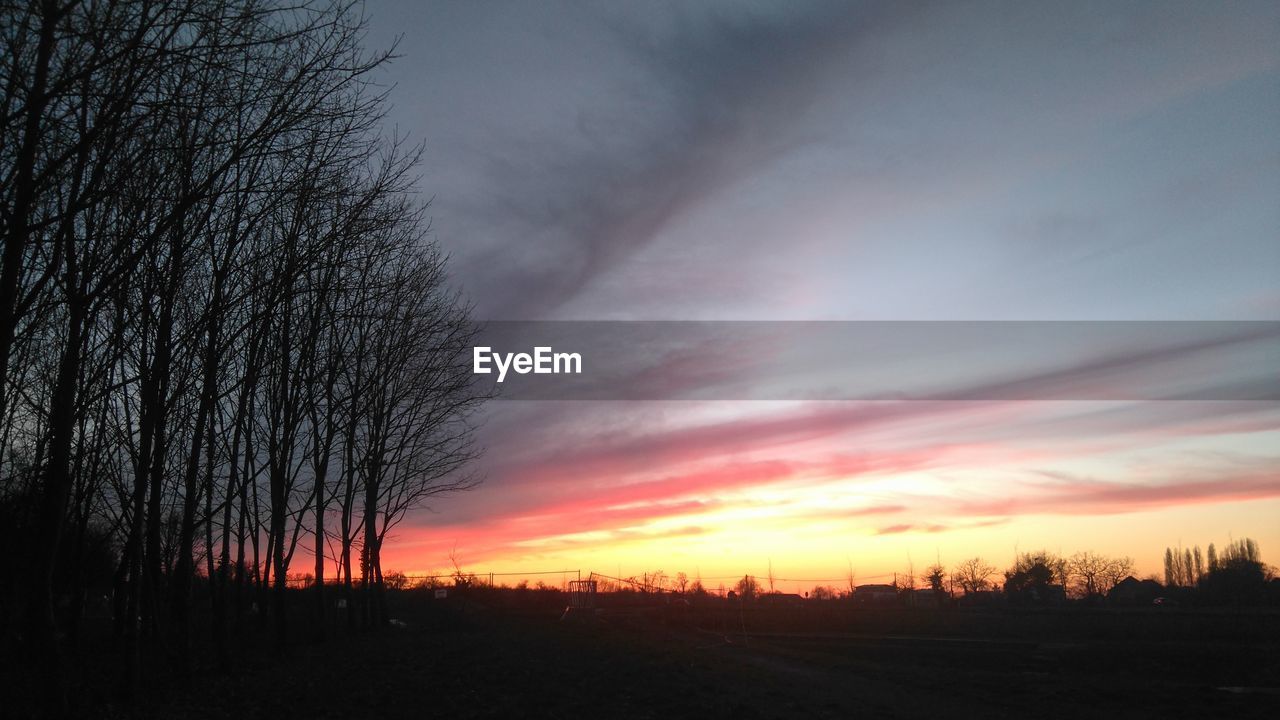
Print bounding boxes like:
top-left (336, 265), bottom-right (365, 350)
top-left (357, 0), bottom-right (1280, 590)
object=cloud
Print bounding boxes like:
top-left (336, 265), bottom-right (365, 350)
top-left (870, 520), bottom-right (952, 532)
top-left (515, 524), bottom-right (707, 553)
top-left (380, 1), bottom-right (906, 319)
top-left (833, 504), bottom-right (909, 517)
top-left (416, 395), bottom-right (1279, 536)
top-left (951, 469), bottom-right (1280, 518)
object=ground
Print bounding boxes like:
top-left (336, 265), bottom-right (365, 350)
top-left (66, 590), bottom-right (1280, 719)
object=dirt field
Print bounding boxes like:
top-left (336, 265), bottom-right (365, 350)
top-left (71, 591), bottom-right (1280, 719)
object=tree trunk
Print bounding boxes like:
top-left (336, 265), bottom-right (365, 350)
top-left (26, 290), bottom-right (84, 715)
top-left (0, 1), bottom-right (57, 430)
top-left (171, 269), bottom-right (220, 675)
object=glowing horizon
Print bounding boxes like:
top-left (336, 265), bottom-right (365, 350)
top-left (359, 398), bottom-right (1280, 593)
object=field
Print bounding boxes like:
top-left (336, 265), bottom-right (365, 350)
top-left (51, 588), bottom-right (1275, 719)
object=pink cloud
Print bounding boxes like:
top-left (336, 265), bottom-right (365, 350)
top-left (952, 472), bottom-right (1280, 518)
top-left (374, 396), bottom-right (1277, 571)
top-left (874, 523), bottom-right (950, 536)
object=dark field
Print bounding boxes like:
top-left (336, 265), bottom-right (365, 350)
top-left (50, 588), bottom-right (1274, 719)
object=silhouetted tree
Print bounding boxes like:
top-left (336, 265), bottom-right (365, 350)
top-left (0, 1), bottom-right (486, 711)
top-left (734, 575), bottom-right (761, 600)
top-left (1004, 551), bottom-right (1067, 604)
top-left (923, 563), bottom-right (947, 596)
top-left (810, 585), bottom-right (839, 600)
top-left (1067, 551), bottom-right (1133, 599)
top-left (952, 557), bottom-right (997, 594)
top-left (1163, 544), bottom-right (1204, 587)
top-left (1199, 538), bottom-right (1269, 605)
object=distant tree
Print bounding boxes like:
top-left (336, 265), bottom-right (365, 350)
top-left (689, 570), bottom-right (706, 595)
top-left (639, 570), bottom-right (667, 593)
top-left (1200, 538), bottom-right (1268, 605)
top-left (952, 557), bottom-right (997, 594)
top-left (674, 572), bottom-right (689, 594)
top-left (1004, 551), bottom-right (1067, 598)
top-left (734, 574), bottom-right (761, 600)
top-left (923, 564), bottom-right (947, 595)
top-left (1220, 538), bottom-right (1260, 564)
top-left (1162, 544), bottom-right (1204, 587)
top-left (810, 585), bottom-right (839, 600)
top-left (1067, 551), bottom-right (1133, 599)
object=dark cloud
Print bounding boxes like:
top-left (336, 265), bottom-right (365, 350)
top-left (377, 1), bottom-right (911, 318)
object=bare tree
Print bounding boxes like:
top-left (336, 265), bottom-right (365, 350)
top-left (951, 557), bottom-right (997, 594)
top-left (0, 1), bottom-right (487, 710)
top-left (1067, 551), bottom-right (1134, 599)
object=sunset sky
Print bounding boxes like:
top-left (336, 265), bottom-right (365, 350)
top-left (359, 1), bottom-right (1279, 590)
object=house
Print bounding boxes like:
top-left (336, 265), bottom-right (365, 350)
top-left (1107, 576), bottom-right (1163, 605)
top-left (854, 584), bottom-right (898, 605)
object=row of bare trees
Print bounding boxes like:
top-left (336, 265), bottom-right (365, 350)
top-left (874, 551), bottom-right (1134, 600)
top-left (0, 1), bottom-right (484, 711)
top-left (710, 551), bottom-right (1135, 602)
top-left (1162, 540), bottom-right (1262, 588)
top-left (1163, 539), bottom-right (1269, 601)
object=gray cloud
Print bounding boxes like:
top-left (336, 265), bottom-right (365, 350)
top-left (370, 1), bottom-right (920, 318)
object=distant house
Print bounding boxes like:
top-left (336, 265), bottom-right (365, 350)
top-left (1107, 576), bottom-right (1163, 605)
top-left (854, 584), bottom-right (899, 605)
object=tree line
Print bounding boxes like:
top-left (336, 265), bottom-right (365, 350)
top-left (564, 539), bottom-right (1274, 606)
top-left (0, 1), bottom-right (485, 712)
top-left (630, 551), bottom-right (1139, 602)
top-left (1162, 538), bottom-right (1271, 604)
